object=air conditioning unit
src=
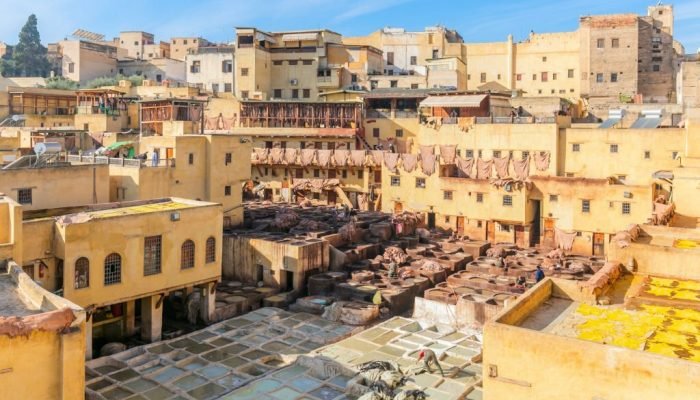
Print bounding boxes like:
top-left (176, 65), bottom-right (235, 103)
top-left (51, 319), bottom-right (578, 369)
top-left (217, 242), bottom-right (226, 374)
top-left (290, 79), bottom-right (298, 86)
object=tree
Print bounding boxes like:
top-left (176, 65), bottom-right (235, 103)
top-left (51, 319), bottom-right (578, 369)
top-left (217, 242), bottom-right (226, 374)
top-left (44, 76), bottom-right (79, 90)
top-left (3, 14), bottom-right (50, 77)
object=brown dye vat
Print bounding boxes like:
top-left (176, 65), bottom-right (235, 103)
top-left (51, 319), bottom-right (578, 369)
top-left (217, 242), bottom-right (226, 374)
top-left (424, 287), bottom-right (460, 305)
top-left (418, 267), bottom-right (447, 285)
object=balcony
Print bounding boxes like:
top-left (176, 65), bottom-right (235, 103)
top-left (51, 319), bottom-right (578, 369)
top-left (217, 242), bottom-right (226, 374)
top-left (67, 155), bottom-right (175, 168)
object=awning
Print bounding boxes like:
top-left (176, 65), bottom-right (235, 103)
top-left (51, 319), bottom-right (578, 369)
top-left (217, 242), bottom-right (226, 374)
top-left (598, 118), bottom-right (621, 128)
top-left (106, 141), bottom-right (134, 151)
top-left (282, 33), bottom-right (318, 42)
top-left (419, 94), bottom-right (487, 108)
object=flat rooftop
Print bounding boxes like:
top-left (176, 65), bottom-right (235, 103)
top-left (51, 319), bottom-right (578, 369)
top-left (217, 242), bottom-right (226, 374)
top-left (517, 275), bottom-right (700, 363)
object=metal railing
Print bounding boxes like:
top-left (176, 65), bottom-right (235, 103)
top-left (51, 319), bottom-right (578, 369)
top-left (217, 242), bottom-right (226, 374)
top-left (366, 109), bottom-right (391, 119)
top-left (474, 116), bottom-right (558, 124)
top-left (67, 155), bottom-right (175, 168)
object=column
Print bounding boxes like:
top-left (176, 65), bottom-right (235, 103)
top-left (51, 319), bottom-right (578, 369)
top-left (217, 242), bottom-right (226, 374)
top-left (140, 294), bottom-right (163, 342)
top-left (200, 282), bottom-right (217, 324)
top-left (85, 318), bottom-right (93, 360)
top-left (124, 300), bottom-right (137, 336)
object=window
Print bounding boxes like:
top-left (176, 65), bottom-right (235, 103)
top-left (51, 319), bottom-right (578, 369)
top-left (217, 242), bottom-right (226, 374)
top-left (566, 172), bottom-right (574, 177)
top-left (582, 200), bottom-right (591, 213)
top-left (104, 253), bottom-right (122, 285)
top-left (190, 61), bottom-right (201, 73)
top-left (292, 89), bottom-right (299, 99)
top-left (181, 240), bottom-right (195, 269)
top-left (411, 84), bottom-right (419, 89)
top-left (644, 151), bottom-right (651, 159)
top-left (183, 39), bottom-right (188, 44)
top-left (225, 153), bottom-right (232, 165)
top-left (68, 63), bottom-right (75, 73)
top-left (549, 194), bottom-right (558, 202)
top-left (241, 90), bottom-right (249, 99)
top-left (273, 60), bottom-right (283, 66)
top-left (351, 74), bottom-right (358, 83)
top-left (222, 60), bottom-right (233, 73)
top-left (445, 216), bottom-right (450, 223)
top-left (610, 144), bottom-right (618, 153)
top-left (493, 150), bottom-right (501, 158)
top-left (144, 236), bottom-right (162, 276)
top-left (476, 193), bottom-right (484, 203)
top-left (415, 178), bottom-right (426, 188)
top-left (225, 185), bottom-right (231, 196)
top-left (390, 80), bottom-right (398, 88)
top-left (503, 195), bottom-right (513, 206)
top-left (553, 73), bottom-right (557, 80)
top-left (498, 74), bottom-right (502, 80)
top-left (516, 74), bottom-right (522, 81)
top-left (273, 89), bottom-right (282, 98)
top-left (499, 223), bottom-right (511, 232)
top-left (205, 237), bottom-right (216, 263)
top-left (188, 153), bottom-right (194, 165)
top-left (313, 169), bottom-right (320, 178)
top-left (622, 202), bottom-right (631, 215)
top-left (303, 89), bottom-right (311, 98)
top-left (302, 60), bottom-right (313, 65)
top-left (432, 49), bottom-right (439, 59)
top-left (467, 74), bottom-right (471, 80)
top-left (542, 56), bottom-right (547, 62)
top-left (477, 221), bottom-right (483, 228)
top-left (480, 73), bottom-right (487, 83)
top-left (74, 258), bottom-right (89, 289)
top-left (612, 38), bottom-right (620, 48)
top-left (410, 56), bottom-right (417, 66)
top-left (295, 169), bottom-right (303, 179)
top-left (17, 188), bottom-right (32, 205)
top-left (596, 38), bottom-right (605, 48)
top-left (568, 69), bottom-right (574, 78)
top-left (373, 128), bottom-right (380, 138)
top-left (156, 74), bottom-right (162, 83)
top-left (443, 191), bottom-right (453, 200)
top-left (342, 170), bottom-right (347, 179)
top-left (241, 67), bottom-right (249, 76)
top-left (532, 74), bottom-right (537, 81)
top-left (596, 73), bottom-right (604, 83)
top-left (572, 143), bottom-right (580, 152)
top-left (387, 52), bottom-right (394, 65)
top-left (541, 72), bottom-right (548, 82)
top-left (358, 170), bottom-right (364, 179)
top-left (611, 73), bottom-right (618, 83)
top-left (395, 129), bottom-right (403, 137)
top-left (391, 176), bottom-right (401, 186)
top-left (653, 65), bottom-right (660, 72)
top-left (466, 150), bottom-right (474, 158)
top-left (212, 83), bottom-right (219, 93)
top-left (672, 151), bottom-right (679, 159)
top-left (521, 151), bottom-right (529, 160)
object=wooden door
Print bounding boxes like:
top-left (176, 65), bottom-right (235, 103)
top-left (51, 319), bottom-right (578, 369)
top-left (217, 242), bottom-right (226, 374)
top-left (487, 221), bottom-right (496, 243)
top-left (427, 213), bottom-right (436, 229)
top-left (327, 190), bottom-right (337, 204)
top-left (456, 216), bottom-right (465, 236)
top-left (394, 202), bottom-right (403, 214)
top-left (593, 232), bottom-right (605, 256)
top-left (165, 147), bottom-right (174, 160)
top-left (515, 225), bottom-right (526, 247)
top-left (543, 218), bottom-right (556, 248)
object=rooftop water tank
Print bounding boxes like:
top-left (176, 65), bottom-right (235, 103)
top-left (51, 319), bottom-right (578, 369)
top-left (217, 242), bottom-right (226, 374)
top-left (34, 142), bottom-right (62, 156)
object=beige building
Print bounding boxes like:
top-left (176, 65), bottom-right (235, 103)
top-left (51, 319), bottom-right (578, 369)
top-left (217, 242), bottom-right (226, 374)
top-left (0, 87), bottom-right (76, 128)
top-left (56, 39), bottom-right (119, 84)
top-left (0, 258), bottom-right (86, 400)
top-left (116, 31), bottom-right (155, 60)
top-left (117, 57), bottom-right (186, 83)
top-left (234, 28), bottom-right (382, 101)
top-left (170, 37), bottom-right (211, 61)
top-left (186, 46), bottom-right (235, 93)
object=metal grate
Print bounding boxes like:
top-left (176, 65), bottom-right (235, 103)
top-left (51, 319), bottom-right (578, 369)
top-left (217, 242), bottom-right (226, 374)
top-left (144, 236), bottom-right (162, 275)
top-left (104, 253), bottom-right (121, 285)
top-left (181, 240), bottom-right (195, 269)
top-left (17, 188), bottom-right (32, 205)
top-left (503, 195), bottom-right (513, 207)
top-left (206, 237), bottom-right (216, 263)
top-left (75, 257), bottom-right (90, 289)
top-left (622, 202), bottom-right (631, 215)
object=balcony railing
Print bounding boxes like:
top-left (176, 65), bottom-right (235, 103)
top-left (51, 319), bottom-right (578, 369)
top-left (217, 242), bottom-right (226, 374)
top-left (67, 155), bottom-right (175, 168)
top-left (475, 116), bottom-right (557, 124)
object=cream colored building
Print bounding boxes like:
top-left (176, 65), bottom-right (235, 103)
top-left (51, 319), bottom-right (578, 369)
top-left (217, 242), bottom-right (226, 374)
top-left (186, 46), bottom-right (235, 93)
top-left (170, 37), bottom-right (211, 61)
top-left (56, 39), bottom-right (119, 84)
top-left (116, 31), bottom-right (155, 60)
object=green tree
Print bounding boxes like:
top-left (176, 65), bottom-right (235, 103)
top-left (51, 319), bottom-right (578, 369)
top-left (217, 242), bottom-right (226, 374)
top-left (44, 76), bottom-right (79, 90)
top-left (3, 14), bottom-right (50, 77)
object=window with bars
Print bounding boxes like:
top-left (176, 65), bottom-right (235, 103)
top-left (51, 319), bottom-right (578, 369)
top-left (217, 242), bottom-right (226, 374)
top-left (610, 144), bottom-right (618, 153)
top-left (206, 237), bottom-right (216, 263)
top-left (466, 150), bottom-right (474, 158)
top-left (622, 202), bottom-right (631, 215)
top-left (74, 257), bottom-right (89, 289)
top-left (225, 185), bottom-right (231, 196)
top-left (443, 191), bottom-right (453, 200)
top-left (572, 143), bottom-right (580, 152)
top-left (144, 236), bottom-right (162, 276)
top-left (373, 128), bottom-right (380, 138)
top-left (415, 178), bottom-right (426, 188)
top-left (181, 240), bottom-right (195, 269)
top-left (521, 151), bottom-right (529, 160)
top-left (582, 199), bottom-right (591, 213)
top-left (503, 195), bottom-right (513, 207)
top-left (104, 253), bottom-right (122, 285)
top-left (225, 153), bottom-right (232, 165)
top-left (391, 176), bottom-right (401, 186)
top-left (476, 193), bottom-right (484, 203)
top-left (17, 188), bottom-right (32, 205)
top-left (549, 194), bottom-right (559, 202)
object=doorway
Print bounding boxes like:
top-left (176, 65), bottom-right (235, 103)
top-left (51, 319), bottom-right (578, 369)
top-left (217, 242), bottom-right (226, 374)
top-left (486, 221), bottom-right (496, 243)
top-left (256, 264), bottom-right (264, 283)
top-left (283, 270), bottom-right (294, 292)
top-left (427, 212), bottom-right (436, 229)
top-left (530, 200), bottom-right (541, 246)
top-left (456, 216), bottom-right (465, 236)
top-left (543, 218), bottom-right (556, 248)
top-left (593, 233), bottom-right (605, 256)
top-left (394, 202), bottom-right (403, 214)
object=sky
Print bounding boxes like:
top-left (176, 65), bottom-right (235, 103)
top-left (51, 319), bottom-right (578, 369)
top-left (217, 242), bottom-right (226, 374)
top-left (1, 0), bottom-right (699, 52)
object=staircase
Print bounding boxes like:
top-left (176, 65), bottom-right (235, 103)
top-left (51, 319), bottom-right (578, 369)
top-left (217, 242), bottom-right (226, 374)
top-left (356, 131), bottom-right (373, 151)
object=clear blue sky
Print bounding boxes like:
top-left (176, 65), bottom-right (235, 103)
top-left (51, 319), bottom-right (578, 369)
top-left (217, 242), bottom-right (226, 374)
top-left (1, 0), bottom-right (699, 52)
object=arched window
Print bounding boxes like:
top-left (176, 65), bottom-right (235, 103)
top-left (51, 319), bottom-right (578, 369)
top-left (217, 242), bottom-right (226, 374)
top-left (104, 253), bottom-right (122, 285)
top-left (74, 257), bottom-right (89, 289)
top-left (205, 237), bottom-right (216, 263)
top-left (181, 240), bottom-right (195, 269)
